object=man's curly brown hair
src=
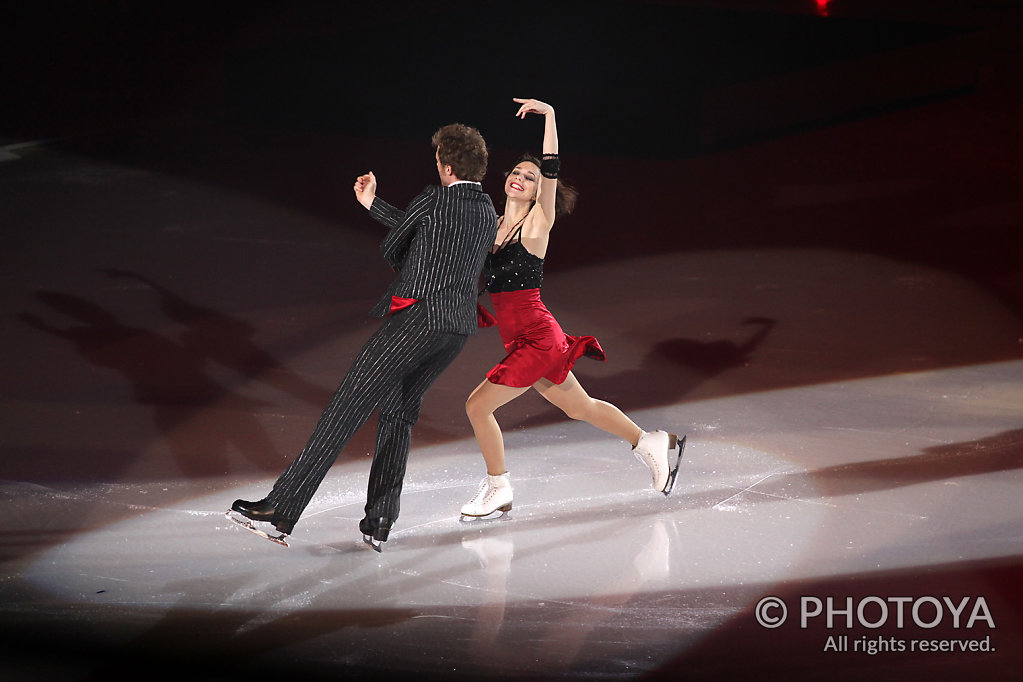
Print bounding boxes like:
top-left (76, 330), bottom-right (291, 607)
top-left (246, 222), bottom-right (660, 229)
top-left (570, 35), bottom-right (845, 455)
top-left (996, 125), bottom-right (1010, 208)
top-left (432, 123), bottom-right (489, 182)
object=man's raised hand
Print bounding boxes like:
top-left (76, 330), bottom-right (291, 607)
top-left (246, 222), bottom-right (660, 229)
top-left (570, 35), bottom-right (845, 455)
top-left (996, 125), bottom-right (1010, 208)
top-left (354, 171), bottom-right (377, 209)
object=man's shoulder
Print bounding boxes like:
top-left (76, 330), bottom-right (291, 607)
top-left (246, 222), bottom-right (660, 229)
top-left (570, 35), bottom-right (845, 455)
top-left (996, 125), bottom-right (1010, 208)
top-left (440, 182), bottom-right (486, 194)
top-left (428, 183), bottom-right (494, 207)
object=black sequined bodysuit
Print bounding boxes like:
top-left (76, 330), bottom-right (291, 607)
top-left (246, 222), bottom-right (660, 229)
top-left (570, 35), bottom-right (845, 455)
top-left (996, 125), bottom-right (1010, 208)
top-left (484, 237), bottom-right (544, 293)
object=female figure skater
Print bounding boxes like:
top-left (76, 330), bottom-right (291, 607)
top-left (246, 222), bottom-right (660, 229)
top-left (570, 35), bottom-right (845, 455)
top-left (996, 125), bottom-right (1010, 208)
top-left (461, 97), bottom-right (685, 518)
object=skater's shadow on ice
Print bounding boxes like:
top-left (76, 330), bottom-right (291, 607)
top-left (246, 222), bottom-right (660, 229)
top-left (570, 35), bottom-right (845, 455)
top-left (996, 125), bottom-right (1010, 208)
top-left (19, 272), bottom-right (332, 479)
top-left (99, 268), bottom-right (332, 408)
top-left (770, 428), bottom-right (1023, 500)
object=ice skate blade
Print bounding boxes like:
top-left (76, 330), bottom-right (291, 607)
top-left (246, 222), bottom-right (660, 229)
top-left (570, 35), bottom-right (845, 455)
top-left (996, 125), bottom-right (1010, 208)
top-left (459, 507), bottom-right (512, 523)
top-left (226, 510), bottom-right (290, 547)
top-left (661, 434), bottom-right (687, 497)
top-left (363, 534), bottom-right (384, 552)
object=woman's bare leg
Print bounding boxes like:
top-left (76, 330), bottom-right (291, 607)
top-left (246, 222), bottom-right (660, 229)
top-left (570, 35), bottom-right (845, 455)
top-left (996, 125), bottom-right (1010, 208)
top-left (534, 372), bottom-right (643, 446)
top-left (466, 379), bottom-right (531, 475)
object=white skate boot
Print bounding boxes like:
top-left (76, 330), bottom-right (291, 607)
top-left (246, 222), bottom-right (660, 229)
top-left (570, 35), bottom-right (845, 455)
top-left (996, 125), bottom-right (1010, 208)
top-left (633, 430), bottom-right (686, 496)
top-left (460, 473), bottom-right (513, 519)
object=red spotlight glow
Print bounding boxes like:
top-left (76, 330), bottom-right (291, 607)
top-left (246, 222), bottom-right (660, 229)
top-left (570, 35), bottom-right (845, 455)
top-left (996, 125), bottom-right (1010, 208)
top-left (816, 0), bottom-right (831, 16)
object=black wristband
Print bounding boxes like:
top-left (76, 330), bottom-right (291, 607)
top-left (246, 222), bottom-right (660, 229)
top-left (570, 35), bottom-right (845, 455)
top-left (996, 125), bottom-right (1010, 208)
top-left (540, 153), bottom-right (560, 179)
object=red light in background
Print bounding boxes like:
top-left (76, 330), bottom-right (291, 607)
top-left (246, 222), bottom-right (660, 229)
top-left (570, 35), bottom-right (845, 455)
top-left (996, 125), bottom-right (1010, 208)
top-left (816, 0), bottom-right (830, 16)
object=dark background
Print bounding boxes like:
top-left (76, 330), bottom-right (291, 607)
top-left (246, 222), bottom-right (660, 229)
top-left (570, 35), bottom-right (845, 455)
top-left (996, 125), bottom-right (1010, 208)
top-left (5, 0), bottom-right (1019, 315)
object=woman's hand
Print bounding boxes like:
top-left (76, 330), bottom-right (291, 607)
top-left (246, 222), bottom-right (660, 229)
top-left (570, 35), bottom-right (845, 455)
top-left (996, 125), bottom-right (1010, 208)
top-left (354, 171), bottom-right (377, 209)
top-left (513, 97), bottom-right (554, 119)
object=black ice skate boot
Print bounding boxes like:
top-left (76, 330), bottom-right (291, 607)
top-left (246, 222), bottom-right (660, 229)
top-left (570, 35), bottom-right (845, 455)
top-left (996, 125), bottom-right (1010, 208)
top-left (231, 498), bottom-right (275, 522)
top-left (359, 516), bottom-right (393, 552)
top-left (227, 498), bottom-right (292, 546)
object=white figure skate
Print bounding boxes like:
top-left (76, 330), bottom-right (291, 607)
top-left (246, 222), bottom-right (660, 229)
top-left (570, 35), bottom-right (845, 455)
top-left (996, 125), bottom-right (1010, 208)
top-left (460, 473), bottom-right (513, 520)
top-left (633, 430), bottom-right (686, 496)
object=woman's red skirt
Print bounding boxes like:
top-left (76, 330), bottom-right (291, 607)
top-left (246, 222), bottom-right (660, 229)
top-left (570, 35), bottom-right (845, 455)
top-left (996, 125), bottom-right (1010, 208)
top-left (484, 288), bottom-right (605, 388)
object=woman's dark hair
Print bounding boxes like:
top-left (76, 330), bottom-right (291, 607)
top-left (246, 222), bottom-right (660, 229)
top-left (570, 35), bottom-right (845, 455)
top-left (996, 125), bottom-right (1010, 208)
top-left (510, 152), bottom-right (578, 217)
top-left (432, 123), bottom-right (489, 182)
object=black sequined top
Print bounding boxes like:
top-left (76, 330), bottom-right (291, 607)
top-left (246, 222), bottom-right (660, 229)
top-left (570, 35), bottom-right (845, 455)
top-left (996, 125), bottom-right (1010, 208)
top-left (482, 219), bottom-right (545, 293)
top-left (484, 239), bottom-right (545, 293)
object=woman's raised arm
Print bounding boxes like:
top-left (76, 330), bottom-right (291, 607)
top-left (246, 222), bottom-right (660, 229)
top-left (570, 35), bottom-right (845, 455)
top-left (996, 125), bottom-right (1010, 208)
top-left (513, 97), bottom-right (559, 228)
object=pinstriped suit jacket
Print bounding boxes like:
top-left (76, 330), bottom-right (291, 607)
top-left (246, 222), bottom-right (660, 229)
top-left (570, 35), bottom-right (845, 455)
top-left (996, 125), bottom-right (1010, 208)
top-left (367, 183), bottom-right (498, 335)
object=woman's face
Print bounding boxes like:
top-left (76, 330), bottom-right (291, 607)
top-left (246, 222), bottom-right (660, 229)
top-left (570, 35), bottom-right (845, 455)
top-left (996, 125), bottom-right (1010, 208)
top-left (505, 162), bottom-right (540, 201)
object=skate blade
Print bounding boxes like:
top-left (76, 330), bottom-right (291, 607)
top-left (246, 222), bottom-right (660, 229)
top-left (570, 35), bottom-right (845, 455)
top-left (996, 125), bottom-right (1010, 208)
top-left (362, 534), bottom-right (384, 552)
top-left (661, 434), bottom-right (687, 497)
top-left (459, 507), bottom-right (512, 523)
top-left (225, 510), bottom-right (290, 547)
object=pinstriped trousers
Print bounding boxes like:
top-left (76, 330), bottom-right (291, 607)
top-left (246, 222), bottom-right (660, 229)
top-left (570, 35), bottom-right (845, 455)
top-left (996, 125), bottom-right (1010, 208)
top-left (265, 304), bottom-right (466, 529)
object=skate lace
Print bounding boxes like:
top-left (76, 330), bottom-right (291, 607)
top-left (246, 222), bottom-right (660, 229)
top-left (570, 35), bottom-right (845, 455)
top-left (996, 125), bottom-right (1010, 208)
top-left (470, 479), bottom-right (496, 505)
top-left (633, 447), bottom-right (665, 482)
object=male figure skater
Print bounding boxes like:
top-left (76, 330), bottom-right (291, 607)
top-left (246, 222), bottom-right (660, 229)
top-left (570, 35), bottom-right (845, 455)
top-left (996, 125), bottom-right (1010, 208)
top-left (230, 123), bottom-right (497, 550)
